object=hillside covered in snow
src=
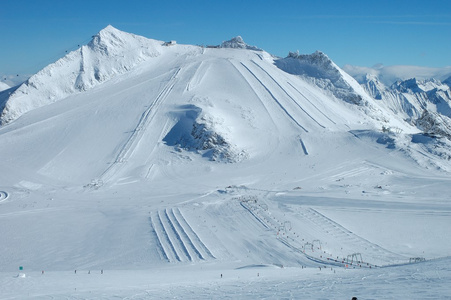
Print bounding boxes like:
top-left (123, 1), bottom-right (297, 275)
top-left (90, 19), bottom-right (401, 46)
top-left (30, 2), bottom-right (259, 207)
top-left (1, 26), bottom-right (450, 298)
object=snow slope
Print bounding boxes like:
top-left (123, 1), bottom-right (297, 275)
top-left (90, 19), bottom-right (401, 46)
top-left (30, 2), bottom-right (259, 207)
top-left (1, 26), bottom-right (450, 298)
top-left (0, 25), bottom-right (162, 124)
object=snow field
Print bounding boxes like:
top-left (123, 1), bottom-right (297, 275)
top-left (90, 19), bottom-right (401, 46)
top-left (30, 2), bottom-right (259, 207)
top-left (1, 27), bottom-right (451, 298)
top-left (2, 258), bottom-right (450, 299)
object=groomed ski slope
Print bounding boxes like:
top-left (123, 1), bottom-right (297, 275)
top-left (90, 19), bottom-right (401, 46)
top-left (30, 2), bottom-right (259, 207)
top-left (0, 27), bottom-right (450, 298)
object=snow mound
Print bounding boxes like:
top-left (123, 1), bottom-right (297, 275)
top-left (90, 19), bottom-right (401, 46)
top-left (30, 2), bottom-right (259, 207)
top-left (164, 105), bottom-right (248, 163)
top-left (220, 36), bottom-right (262, 51)
top-left (0, 25), bottom-right (162, 124)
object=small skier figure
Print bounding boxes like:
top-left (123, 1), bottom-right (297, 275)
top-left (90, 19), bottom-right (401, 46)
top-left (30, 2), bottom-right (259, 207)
top-left (220, 273), bottom-right (222, 278)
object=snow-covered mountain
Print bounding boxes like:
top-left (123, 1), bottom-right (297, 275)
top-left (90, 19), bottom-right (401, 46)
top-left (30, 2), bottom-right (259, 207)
top-left (1, 25), bottom-right (162, 124)
top-left (0, 81), bottom-right (10, 92)
top-left (443, 75), bottom-right (451, 87)
top-left (220, 36), bottom-right (262, 51)
top-left (343, 64), bottom-right (451, 87)
top-left (358, 72), bottom-right (451, 139)
top-left (1, 26), bottom-right (450, 298)
top-left (362, 76), bottom-right (451, 117)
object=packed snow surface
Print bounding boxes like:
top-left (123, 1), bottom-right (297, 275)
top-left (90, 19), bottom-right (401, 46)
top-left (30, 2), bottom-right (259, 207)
top-left (1, 26), bottom-right (450, 299)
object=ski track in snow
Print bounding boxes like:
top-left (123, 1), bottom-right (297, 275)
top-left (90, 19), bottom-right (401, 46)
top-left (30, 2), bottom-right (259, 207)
top-left (1, 30), bottom-right (451, 298)
top-left (328, 165), bottom-right (373, 181)
top-left (98, 67), bottom-right (181, 184)
top-left (163, 208), bottom-right (192, 262)
top-left (148, 217), bottom-right (169, 262)
top-left (250, 60), bottom-right (326, 129)
top-left (150, 208), bottom-right (215, 263)
top-left (185, 61), bottom-right (207, 91)
top-left (286, 81), bottom-right (337, 125)
top-left (173, 208), bottom-right (215, 259)
top-left (153, 210), bottom-right (182, 262)
top-left (237, 61), bottom-right (309, 132)
top-left (226, 59), bottom-right (279, 130)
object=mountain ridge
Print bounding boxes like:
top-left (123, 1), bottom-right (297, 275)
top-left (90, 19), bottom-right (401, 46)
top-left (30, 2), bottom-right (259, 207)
top-left (0, 25), bottom-right (163, 124)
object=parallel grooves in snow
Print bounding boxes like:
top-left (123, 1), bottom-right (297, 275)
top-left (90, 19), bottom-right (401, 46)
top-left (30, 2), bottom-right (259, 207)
top-left (185, 61), bottom-right (205, 91)
top-left (240, 201), bottom-right (271, 229)
top-left (99, 67), bottom-right (181, 183)
top-left (173, 208), bottom-right (215, 259)
top-left (150, 208), bottom-right (216, 263)
top-left (148, 217), bottom-right (169, 262)
top-left (227, 59), bottom-right (279, 129)
top-left (286, 81), bottom-right (337, 125)
top-left (150, 213), bottom-right (179, 262)
top-left (159, 209), bottom-right (190, 261)
top-left (250, 60), bottom-right (325, 129)
top-left (238, 62), bottom-right (309, 133)
top-left (166, 208), bottom-right (202, 260)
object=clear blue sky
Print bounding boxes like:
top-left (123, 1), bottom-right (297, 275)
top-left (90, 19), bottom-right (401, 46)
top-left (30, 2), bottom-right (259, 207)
top-left (1, 0), bottom-right (450, 75)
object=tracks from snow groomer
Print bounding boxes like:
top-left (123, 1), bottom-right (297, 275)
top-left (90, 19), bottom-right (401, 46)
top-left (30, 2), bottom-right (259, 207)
top-left (149, 207), bottom-right (215, 263)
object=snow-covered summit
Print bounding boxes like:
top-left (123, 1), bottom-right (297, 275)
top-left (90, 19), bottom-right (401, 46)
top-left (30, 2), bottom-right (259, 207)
top-left (284, 50), bottom-right (340, 78)
top-left (0, 25), bottom-right (162, 124)
top-left (220, 36), bottom-right (262, 51)
top-left (275, 50), bottom-right (374, 107)
top-left (361, 73), bottom-right (385, 100)
top-left (357, 72), bottom-right (451, 144)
